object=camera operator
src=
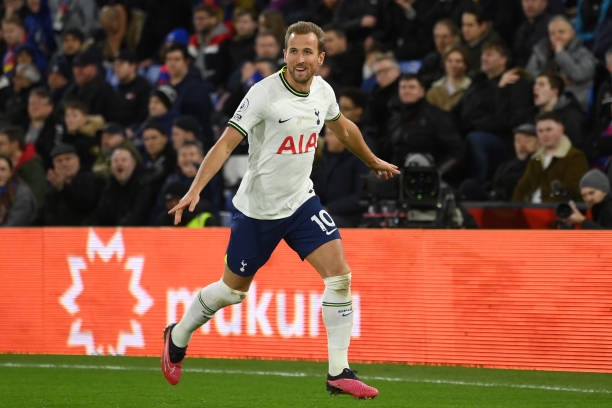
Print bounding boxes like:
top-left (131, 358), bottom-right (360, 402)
top-left (561, 169), bottom-right (612, 229)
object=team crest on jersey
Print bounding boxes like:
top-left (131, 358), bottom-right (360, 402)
top-left (314, 108), bottom-right (320, 125)
top-left (238, 98), bottom-right (249, 112)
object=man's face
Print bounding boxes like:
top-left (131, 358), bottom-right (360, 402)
top-left (533, 76), bottom-right (556, 107)
top-left (433, 23), bottom-right (456, 54)
top-left (73, 64), bottom-right (97, 86)
top-left (323, 30), bottom-right (346, 56)
top-left (53, 153), bottom-right (80, 179)
top-left (28, 94), bottom-right (53, 122)
top-left (178, 145), bottom-right (203, 169)
top-left (2, 22), bottom-right (24, 47)
top-left (193, 10), bottom-right (217, 34)
top-left (62, 34), bottom-right (82, 56)
top-left (514, 132), bottom-right (539, 160)
top-left (143, 128), bottom-right (168, 157)
top-left (234, 14), bottom-right (257, 37)
top-left (374, 59), bottom-right (400, 88)
top-left (65, 108), bottom-right (88, 133)
top-left (480, 47), bottom-right (507, 76)
top-left (165, 50), bottom-right (188, 80)
top-left (522, 0), bottom-right (547, 20)
top-left (283, 32), bottom-right (324, 86)
top-left (114, 60), bottom-right (136, 82)
top-left (0, 134), bottom-right (14, 156)
top-left (444, 50), bottom-right (467, 78)
top-left (0, 158), bottom-right (11, 186)
top-left (398, 78), bottom-right (425, 104)
top-left (111, 148), bottom-right (136, 184)
top-left (48, 71), bottom-right (68, 90)
top-left (461, 13), bottom-right (486, 44)
top-left (549, 19), bottom-right (574, 49)
top-left (581, 187), bottom-right (607, 208)
top-left (101, 132), bottom-right (124, 153)
top-left (148, 95), bottom-right (167, 117)
top-left (536, 119), bottom-right (564, 150)
top-left (171, 126), bottom-right (195, 150)
top-left (256, 34), bottom-right (281, 59)
top-left (339, 96), bottom-right (363, 123)
top-left (13, 66), bottom-right (35, 92)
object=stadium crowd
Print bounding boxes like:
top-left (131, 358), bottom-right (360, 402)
top-left (0, 0), bottom-right (611, 228)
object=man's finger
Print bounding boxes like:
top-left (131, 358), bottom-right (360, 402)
top-left (174, 209), bottom-right (183, 225)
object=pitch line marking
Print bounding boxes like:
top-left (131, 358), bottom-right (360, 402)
top-left (1, 362), bottom-right (610, 394)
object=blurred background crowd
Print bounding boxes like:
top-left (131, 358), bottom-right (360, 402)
top-left (0, 0), bottom-right (611, 228)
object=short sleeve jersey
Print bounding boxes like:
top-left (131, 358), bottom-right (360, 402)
top-left (227, 66), bottom-right (341, 219)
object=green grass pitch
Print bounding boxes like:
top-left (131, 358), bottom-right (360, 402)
top-left (1, 354), bottom-right (611, 408)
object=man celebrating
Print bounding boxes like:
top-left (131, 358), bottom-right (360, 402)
top-left (162, 21), bottom-right (398, 399)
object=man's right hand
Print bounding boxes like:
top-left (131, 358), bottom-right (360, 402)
top-left (168, 190), bottom-right (200, 225)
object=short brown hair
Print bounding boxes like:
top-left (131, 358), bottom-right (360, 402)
top-left (443, 45), bottom-right (471, 70)
top-left (284, 21), bottom-right (325, 53)
top-left (536, 110), bottom-right (563, 125)
top-left (537, 72), bottom-right (565, 96)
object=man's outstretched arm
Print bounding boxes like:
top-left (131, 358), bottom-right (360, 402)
top-left (325, 113), bottom-right (400, 179)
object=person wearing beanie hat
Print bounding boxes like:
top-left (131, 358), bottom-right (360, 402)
top-left (562, 169), bottom-right (612, 229)
top-left (152, 85), bottom-right (177, 111)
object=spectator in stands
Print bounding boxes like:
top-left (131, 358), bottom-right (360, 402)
top-left (593, 48), bottom-right (612, 142)
top-left (527, 15), bottom-right (597, 110)
top-left (42, 143), bottom-right (102, 225)
top-left (52, 28), bottom-right (84, 79)
top-left (26, 86), bottom-right (60, 169)
top-left (513, 111), bottom-right (589, 203)
top-left (456, 40), bottom-right (532, 182)
top-left (373, 0), bottom-right (431, 61)
top-left (48, 0), bottom-right (99, 36)
top-left (217, 8), bottom-right (258, 87)
top-left (88, 145), bottom-right (154, 226)
top-left (0, 125), bottom-right (45, 208)
top-left (338, 87), bottom-right (367, 130)
top-left (2, 14), bottom-right (27, 76)
top-left (23, 0), bottom-right (56, 57)
top-left (313, 125), bottom-right (368, 227)
top-left (62, 98), bottom-right (104, 171)
top-left (141, 120), bottom-right (176, 193)
top-left (461, 123), bottom-right (540, 201)
top-left (321, 25), bottom-right (362, 91)
top-left (561, 169), bottom-right (612, 228)
top-left (460, 5), bottom-right (501, 75)
top-left (0, 152), bottom-right (36, 226)
top-left (574, 0), bottom-right (612, 48)
top-left (165, 43), bottom-right (214, 149)
top-left (63, 46), bottom-right (124, 123)
top-left (3, 62), bottom-right (41, 126)
top-left (130, 84), bottom-right (177, 147)
top-left (532, 72), bottom-right (588, 149)
top-left (115, 50), bottom-right (151, 127)
top-left (332, 0), bottom-right (377, 45)
top-left (386, 73), bottom-right (463, 175)
top-left (419, 18), bottom-right (461, 89)
top-left (363, 55), bottom-right (401, 155)
top-left (258, 8), bottom-right (286, 47)
top-left (46, 57), bottom-right (71, 105)
top-left (513, 0), bottom-right (552, 67)
top-left (253, 31), bottom-right (284, 68)
top-left (426, 45), bottom-right (471, 112)
top-left (97, 3), bottom-right (140, 61)
top-left (92, 122), bottom-right (141, 179)
top-left (154, 139), bottom-right (221, 223)
top-left (188, 4), bottom-right (232, 84)
top-left (171, 115), bottom-right (201, 151)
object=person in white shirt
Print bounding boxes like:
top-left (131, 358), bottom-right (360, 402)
top-left (161, 21), bottom-right (398, 399)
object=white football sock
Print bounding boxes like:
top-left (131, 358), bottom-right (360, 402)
top-left (171, 279), bottom-right (247, 348)
top-left (322, 273), bottom-right (353, 376)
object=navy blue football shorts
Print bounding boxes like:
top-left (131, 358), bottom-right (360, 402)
top-left (225, 196), bottom-right (342, 276)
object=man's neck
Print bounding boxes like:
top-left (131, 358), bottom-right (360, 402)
top-left (283, 70), bottom-right (311, 94)
top-left (540, 96), bottom-right (559, 112)
top-left (11, 150), bottom-right (22, 167)
top-left (447, 75), bottom-right (465, 86)
top-left (30, 118), bottom-right (45, 129)
top-left (170, 72), bottom-right (186, 86)
top-left (486, 67), bottom-right (504, 79)
top-left (120, 73), bottom-right (137, 85)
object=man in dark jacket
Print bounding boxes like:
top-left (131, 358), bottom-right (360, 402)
top-left (386, 74), bottom-right (463, 174)
top-left (88, 146), bottom-right (154, 226)
top-left (115, 50), bottom-right (151, 127)
top-left (62, 47), bottom-right (124, 123)
top-left (562, 169), bottom-right (612, 229)
top-left (321, 25), bottom-right (363, 92)
top-left (513, 0), bottom-right (551, 67)
top-left (42, 143), bottom-right (102, 225)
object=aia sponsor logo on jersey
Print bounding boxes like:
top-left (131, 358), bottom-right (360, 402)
top-left (276, 133), bottom-right (317, 155)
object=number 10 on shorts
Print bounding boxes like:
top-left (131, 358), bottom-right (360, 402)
top-left (311, 210), bottom-right (337, 235)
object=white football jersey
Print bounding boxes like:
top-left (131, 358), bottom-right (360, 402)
top-left (228, 66), bottom-right (340, 219)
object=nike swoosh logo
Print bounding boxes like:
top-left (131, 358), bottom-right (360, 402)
top-left (341, 311), bottom-right (353, 317)
top-left (326, 228), bottom-right (338, 236)
top-left (279, 118), bottom-right (292, 123)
